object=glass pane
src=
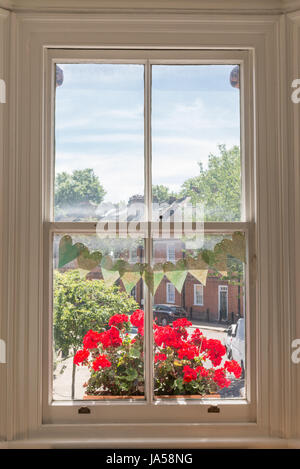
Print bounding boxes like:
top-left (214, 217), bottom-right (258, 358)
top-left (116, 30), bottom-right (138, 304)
top-left (152, 232), bottom-right (246, 399)
top-left (152, 65), bottom-right (241, 222)
top-left (52, 234), bottom-right (145, 400)
top-left (54, 64), bottom-right (144, 221)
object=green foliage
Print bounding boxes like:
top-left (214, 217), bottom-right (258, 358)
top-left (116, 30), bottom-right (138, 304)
top-left (181, 144), bottom-right (241, 221)
top-left (152, 184), bottom-right (177, 205)
top-left (55, 168), bottom-right (106, 216)
top-left (53, 270), bottom-right (138, 356)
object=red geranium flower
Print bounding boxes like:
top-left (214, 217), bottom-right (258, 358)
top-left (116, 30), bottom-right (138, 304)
top-left (191, 328), bottom-right (203, 346)
top-left (154, 353), bottom-right (167, 363)
top-left (92, 354), bottom-right (112, 371)
top-left (172, 318), bottom-right (192, 329)
top-left (195, 365), bottom-right (209, 378)
top-left (154, 325), bottom-right (184, 349)
top-left (183, 365), bottom-right (197, 383)
top-left (83, 330), bottom-right (102, 349)
top-left (177, 344), bottom-right (199, 360)
top-left (224, 360), bottom-right (242, 379)
top-left (98, 326), bottom-right (122, 349)
top-left (74, 349), bottom-right (89, 365)
top-left (213, 368), bottom-right (231, 388)
top-left (204, 339), bottom-right (226, 366)
top-left (130, 309), bottom-right (144, 329)
top-left (108, 313), bottom-right (129, 327)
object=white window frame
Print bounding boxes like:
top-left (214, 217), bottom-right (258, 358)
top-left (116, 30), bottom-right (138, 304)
top-left (194, 284), bottom-right (204, 306)
top-left (42, 48), bottom-right (253, 425)
top-left (166, 243), bottom-right (176, 263)
top-left (166, 282), bottom-right (175, 304)
top-left (2, 10), bottom-right (292, 447)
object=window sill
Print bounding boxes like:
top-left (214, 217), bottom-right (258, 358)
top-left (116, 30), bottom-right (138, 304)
top-left (0, 435), bottom-right (297, 449)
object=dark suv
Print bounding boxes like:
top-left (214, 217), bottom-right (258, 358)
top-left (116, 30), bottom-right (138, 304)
top-left (153, 304), bottom-right (187, 326)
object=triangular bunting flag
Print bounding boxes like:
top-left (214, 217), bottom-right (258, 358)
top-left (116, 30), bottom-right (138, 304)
top-left (77, 268), bottom-right (90, 279)
top-left (142, 267), bottom-right (154, 294)
top-left (101, 267), bottom-right (120, 287)
top-left (165, 270), bottom-right (188, 293)
top-left (188, 269), bottom-right (208, 286)
top-left (153, 271), bottom-right (164, 294)
top-left (121, 271), bottom-right (141, 295)
top-left (218, 271), bottom-right (228, 278)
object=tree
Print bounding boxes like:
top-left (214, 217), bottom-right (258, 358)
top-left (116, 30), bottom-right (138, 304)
top-left (152, 184), bottom-right (177, 205)
top-left (53, 270), bottom-right (138, 399)
top-left (181, 145), bottom-right (241, 221)
top-left (55, 168), bottom-right (106, 219)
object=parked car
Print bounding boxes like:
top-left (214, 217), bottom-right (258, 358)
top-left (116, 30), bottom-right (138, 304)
top-left (128, 326), bottom-right (138, 339)
top-left (225, 323), bottom-right (237, 359)
top-left (153, 304), bottom-right (187, 326)
top-left (230, 318), bottom-right (245, 378)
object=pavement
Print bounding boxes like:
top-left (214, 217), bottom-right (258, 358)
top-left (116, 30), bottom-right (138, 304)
top-left (189, 320), bottom-right (228, 332)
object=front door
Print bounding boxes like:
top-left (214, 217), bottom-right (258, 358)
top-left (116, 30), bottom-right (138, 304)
top-left (218, 285), bottom-right (228, 321)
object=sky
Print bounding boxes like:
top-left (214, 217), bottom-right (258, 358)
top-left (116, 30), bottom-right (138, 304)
top-left (55, 63), bottom-right (240, 205)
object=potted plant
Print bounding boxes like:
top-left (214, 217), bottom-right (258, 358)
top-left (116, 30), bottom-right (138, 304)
top-left (74, 309), bottom-right (242, 399)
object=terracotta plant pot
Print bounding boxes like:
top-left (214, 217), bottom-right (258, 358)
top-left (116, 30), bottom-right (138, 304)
top-left (83, 395), bottom-right (144, 400)
top-left (155, 394), bottom-right (220, 399)
top-left (83, 394), bottom-right (220, 400)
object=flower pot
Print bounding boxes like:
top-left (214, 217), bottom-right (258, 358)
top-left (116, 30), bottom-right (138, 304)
top-left (83, 394), bottom-right (220, 400)
top-left (83, 394), bottom-right (144, 400)
top-left (155, 394), bottom-right (220, 399)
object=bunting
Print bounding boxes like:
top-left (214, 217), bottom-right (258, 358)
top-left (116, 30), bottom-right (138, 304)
top-left (77, 247), bottom-right (102, 271)
top-left (57, 232), bottom-right (246, 293)
top-left (121, 271), bottom-right (142, 295)
top-left (58, 235), bottom-right (84, 268)
top-left (153, 272), bottom-right (164, 294)
top-left (188, 269), bottom-right (208, 286)
top-left (165, 270), bottom-right (188, 294)
top-left (101, 267), bottom-right (120, 287)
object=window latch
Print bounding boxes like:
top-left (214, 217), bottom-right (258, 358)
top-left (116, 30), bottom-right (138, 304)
top-left (207, 405), bottom-right (220, 413)
top-left (78, 406), bottom-right (91, 414)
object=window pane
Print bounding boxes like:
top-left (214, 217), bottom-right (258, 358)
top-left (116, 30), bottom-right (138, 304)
top-left (152, 232), bottom-right (246, 399)
top-left (52, 234), bottom-right (145, 400)
top-left (54, 64), bottom-right (144, 221)
top-left (152, 65), bottom-right (241, 222)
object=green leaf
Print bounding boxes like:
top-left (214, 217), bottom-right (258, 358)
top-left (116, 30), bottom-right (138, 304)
top-left (125, 368), bottom-right (138, 381)
top-left (129, 347), bottom-right (140, 359)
